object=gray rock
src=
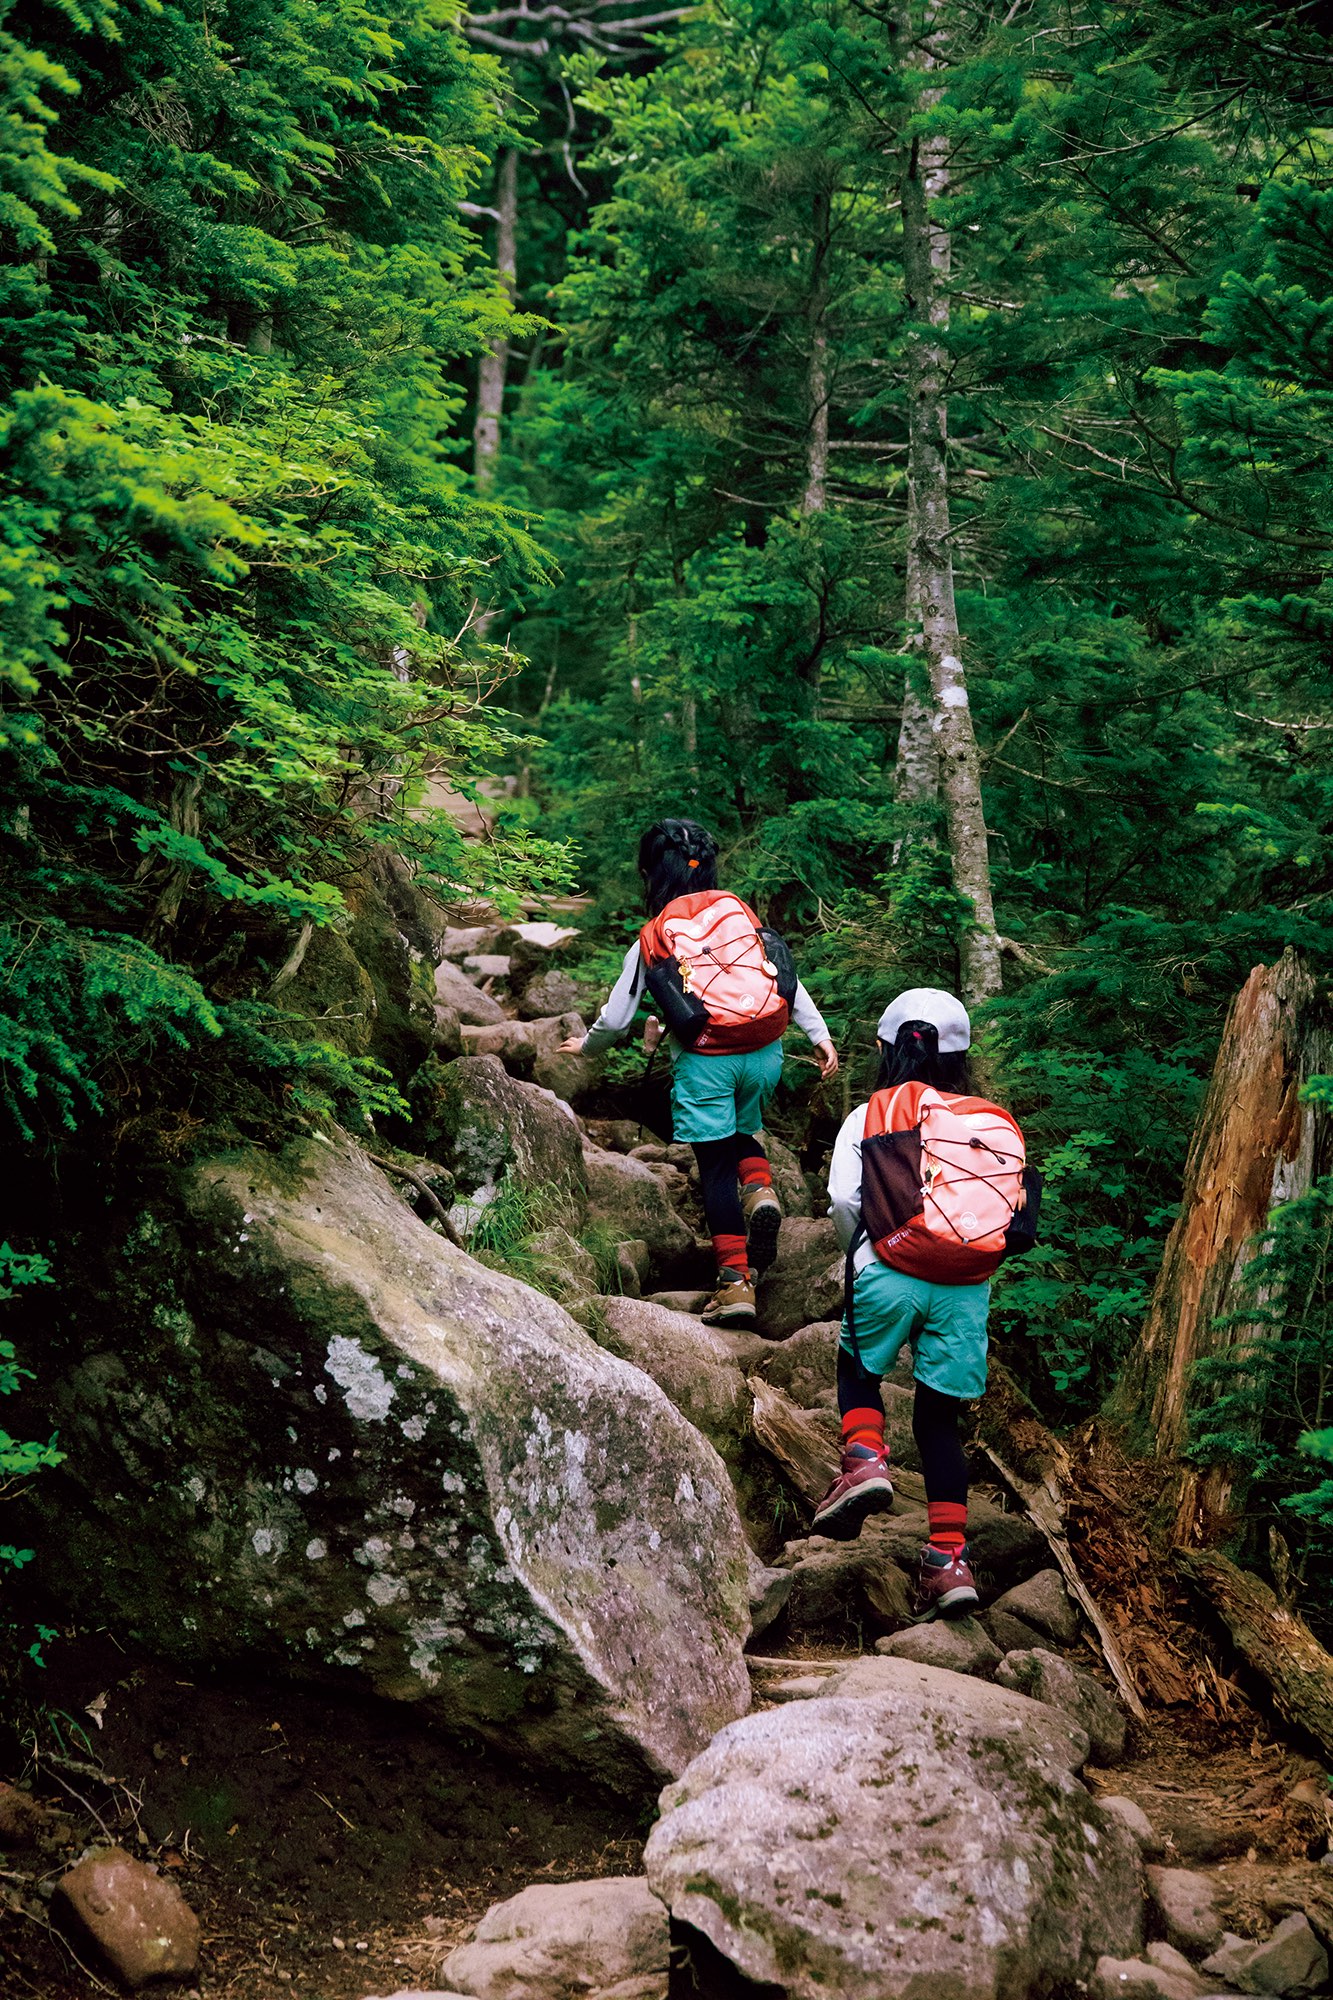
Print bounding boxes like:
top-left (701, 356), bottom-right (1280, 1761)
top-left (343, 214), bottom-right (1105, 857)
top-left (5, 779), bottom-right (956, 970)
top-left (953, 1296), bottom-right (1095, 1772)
top-left (996, 1647), bottom-right (1128, 1763)
top-left (765, 1133), bottom-right (814, 1218)
top-left (461, 1013), bottom-right (587, 1080)
top-left (644, 1290), bottom-right (708, 1315)
top-left (746, 1556), bottom-right (793, 1641)
top-left (518, 1228), bottom-right (600, 1310)
top-left (783, 1542), bottom-right (914, 1639)
top-left (416, 1057), bottom-right (587, 1228)
top-left (1146, 1941), bottom-right (1211, 1987)
top-left (1091, 1956), bottom-right (1202, 2000)
top-left (874, 1614), bottom-right (1001, 1678)
top-left (584, 1150), bottom-right (692, 1267)
top-left (983, 1606), bottom-right (1049, 1654)
top-left (1100, 1794), bottom-right (1161, 1856)
top-left (755, 1220), bottom-right (843, 1339)
top-left (1242, 1914), bottom-right (1329, 1996)
top-left (764, 1674), bottom-right (830, 1702)
top-left (821, 1654), bottom-right (1094, 1771)
top-left (583, 1119), bottom-right (646, 1154)
top-left (612, 1245), bottom-right (643, 1298)
top-left (436, 957), bottom-right (507, 1026)
top-left (1201, 1935), bottom-right (1258, 1988)
top-left (440, 925), bottom-right (503, 962)
top-left (519, 970), bottom-right (584, 1020)
top-left (645, 1666), bottom-right (1142, 2000)
top-left (463, 952), bottom-right (513, 983)
top-left (433, 1003), bottom-right (464, 1059)
top-left (990, 1567), bottom-right (1081, 1646)
top-left (1146, 1868), bottom-right (1224, 1957)
top-left (441, 1878), bottom-right (668, 2000)
top-left (532, 1045), bottom-right (604, 1108)
top-left (754, 1319), bottom-right (839, 1407)
top-left (35, 1137), bottom-right (751, 1789)
top-left (589, 1297), bottom-right (777, 1538)
top-left (53, 1846), bottom-right (200, 1991)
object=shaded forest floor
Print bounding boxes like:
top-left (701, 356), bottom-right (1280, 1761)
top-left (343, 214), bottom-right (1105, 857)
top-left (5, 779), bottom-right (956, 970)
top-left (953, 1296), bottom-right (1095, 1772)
top-left (0, 1631), bottom-right (643, 1998)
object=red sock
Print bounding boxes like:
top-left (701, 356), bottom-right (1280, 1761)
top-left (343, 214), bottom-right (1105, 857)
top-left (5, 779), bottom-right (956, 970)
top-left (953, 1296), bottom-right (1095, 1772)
top-left (927, 1501), bottom-right (967, 1553)
top-left (737, 1152), bottom-right (772, 1189)
top-left (841, 1407), bottom-right (885, 1455)
top-left (712, 1232), bottom-right (749, 1278)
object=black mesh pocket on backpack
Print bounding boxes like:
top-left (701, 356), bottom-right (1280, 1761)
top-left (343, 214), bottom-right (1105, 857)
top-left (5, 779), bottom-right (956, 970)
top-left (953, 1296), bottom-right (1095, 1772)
top-left (643, 958), bottom-right (710, 1047)
top-left (860, 1127), bottom-right (924, 1241)
top-left (1002, 1166), bottom-right (1044, 1259)
top-left (759, 926), bottom-right (798, 1004)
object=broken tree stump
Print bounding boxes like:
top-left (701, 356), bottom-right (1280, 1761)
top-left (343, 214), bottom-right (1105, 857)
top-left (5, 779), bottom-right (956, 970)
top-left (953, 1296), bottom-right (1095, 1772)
top-left (1113, 951), bottom-right (1332, 1543)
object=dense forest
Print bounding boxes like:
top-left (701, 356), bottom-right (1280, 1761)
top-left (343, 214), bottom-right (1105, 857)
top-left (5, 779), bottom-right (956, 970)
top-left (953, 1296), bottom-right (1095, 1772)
top-left (3, 1), bottom-right (1333, 1995)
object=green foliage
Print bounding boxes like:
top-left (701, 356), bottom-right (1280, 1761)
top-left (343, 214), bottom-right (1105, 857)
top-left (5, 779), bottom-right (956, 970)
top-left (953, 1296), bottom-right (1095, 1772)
top-left (0, 0), bottom-right (568, 1153)
top-left (0, 1243), bottom-right (63, 1675)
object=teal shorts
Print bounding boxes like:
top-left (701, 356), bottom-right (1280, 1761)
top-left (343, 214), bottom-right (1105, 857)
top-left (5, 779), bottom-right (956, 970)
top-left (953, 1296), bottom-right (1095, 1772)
top-left (671, 1041), bottom-right (785, 1144)
top-left (840, 1261), bottom-right (990, 1401)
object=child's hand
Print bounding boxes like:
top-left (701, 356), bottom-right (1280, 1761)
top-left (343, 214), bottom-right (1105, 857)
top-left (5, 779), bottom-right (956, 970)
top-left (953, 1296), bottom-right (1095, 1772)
top-left (814, 1038), bottom-right (840, 1079)
top-left (556, 1034), bottom-right (586, 1054)
top-left (643, 1015), bottom-right (663, 1055)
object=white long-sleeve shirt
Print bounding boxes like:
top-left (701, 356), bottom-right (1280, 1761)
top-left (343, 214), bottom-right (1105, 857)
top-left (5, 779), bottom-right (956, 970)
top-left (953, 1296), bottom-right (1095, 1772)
top-left (828, 1101), bottom-right (876, 1274)
top-left (581, 940), bottom-right (830, 1059)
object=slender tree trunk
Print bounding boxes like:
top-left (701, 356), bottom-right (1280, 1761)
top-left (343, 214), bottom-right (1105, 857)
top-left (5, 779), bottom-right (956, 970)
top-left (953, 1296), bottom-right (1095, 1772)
top-left (802, 189), bottom-right (831, 519)
top-left (894, 539), bottom-right (938, 806)
top-left (1113, 952), bottom-right (1333, 1544)
top-left (474, 147), bottom-right (518, 494)
top-left (900, 12), bottom-right (1001, 1004)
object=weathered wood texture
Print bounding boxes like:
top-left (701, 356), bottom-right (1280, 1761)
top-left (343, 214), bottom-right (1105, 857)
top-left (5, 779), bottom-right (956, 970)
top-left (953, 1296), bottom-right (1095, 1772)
top-left (1176, 1547), bottom-right (1333, 1763)
top-left (1115, 951), bottom-right (1331, 1542)
top-left (748, 1377), bottom-right (838, 1505)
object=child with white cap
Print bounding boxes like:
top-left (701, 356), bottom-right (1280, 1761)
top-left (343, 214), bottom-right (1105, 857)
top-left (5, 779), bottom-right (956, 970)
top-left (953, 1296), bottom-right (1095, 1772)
top-left (813, 988), bottom-right (1037, 1616)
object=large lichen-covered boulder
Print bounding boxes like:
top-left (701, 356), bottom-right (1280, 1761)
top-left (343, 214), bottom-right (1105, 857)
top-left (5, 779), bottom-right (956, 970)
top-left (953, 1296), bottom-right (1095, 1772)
top-left (645, 1656), bottom-right (1143, 2000)
top-left (582, 1148), bottom-right (693, 1271)
top-left (412, 1056), bottom-right (588, 1230)
top-left (435, 957), bottom-right (508, 1027)
top-left (588, 1297), bottom-right (784, 1553)
top-left (30, 1139), bottom-right (752, 1791)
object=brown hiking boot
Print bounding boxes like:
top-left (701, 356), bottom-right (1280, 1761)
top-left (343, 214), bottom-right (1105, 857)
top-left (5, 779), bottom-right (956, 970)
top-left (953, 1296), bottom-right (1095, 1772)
top-left (812, 1446), bottom-right (895, 1541)
top-left (700, 1272), bottom-right (756, 1327)
top-left (740, 1182), bottom-right (782, 1272)
top-left (916, 1543), bottom-right (979, 1618)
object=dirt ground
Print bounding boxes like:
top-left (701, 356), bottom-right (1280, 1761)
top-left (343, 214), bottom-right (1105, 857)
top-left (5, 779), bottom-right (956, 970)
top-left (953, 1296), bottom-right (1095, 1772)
top-left (0, 1630), bottom-right (645, 2000)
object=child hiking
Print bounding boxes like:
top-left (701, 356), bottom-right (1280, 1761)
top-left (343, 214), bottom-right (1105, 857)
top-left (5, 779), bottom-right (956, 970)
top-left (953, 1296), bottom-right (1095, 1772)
top-left (813, 988), bottom-right (1038, 1616)
top-left (561, 819), bottom-right (839, 1329)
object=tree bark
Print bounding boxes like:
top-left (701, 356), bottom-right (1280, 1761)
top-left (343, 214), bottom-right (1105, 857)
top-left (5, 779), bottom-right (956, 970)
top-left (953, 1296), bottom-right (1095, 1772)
top-left (474, 146), bottom-right (518, 494)
top-left (1176, 1547), bottom-right (1333, 1762)
top-left (894, 538), bottom-right (938, 807)
top-left (802, 188), bottom-right (831, 520)
top-left (1114, 951), bottom-right (1333, 1544)
top-left (900, 12), bottom-right (1001, 1004)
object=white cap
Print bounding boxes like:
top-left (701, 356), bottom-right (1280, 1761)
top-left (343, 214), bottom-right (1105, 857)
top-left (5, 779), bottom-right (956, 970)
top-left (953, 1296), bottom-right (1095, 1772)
top-left (876, 987), bottom-right (971, 1053)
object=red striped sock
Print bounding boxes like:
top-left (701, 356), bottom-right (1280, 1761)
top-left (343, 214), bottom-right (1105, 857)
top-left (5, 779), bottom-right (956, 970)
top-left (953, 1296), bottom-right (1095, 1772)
top-left (841, 1407), bottom-right (885, 1455)
top-left (927, 1501), bottom-right (968, 1553)
top-left (712, 1232), bottom-right (749, 1278)
top-left (737, 1153), bottom-right (772, 1188)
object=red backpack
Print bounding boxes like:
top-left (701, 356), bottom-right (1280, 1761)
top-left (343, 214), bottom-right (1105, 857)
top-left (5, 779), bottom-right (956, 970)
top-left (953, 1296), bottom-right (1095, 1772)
top-left (639, 890), bottom-right (797, 1054)
top-left (860, 1081), bottom-right (1030, 1284)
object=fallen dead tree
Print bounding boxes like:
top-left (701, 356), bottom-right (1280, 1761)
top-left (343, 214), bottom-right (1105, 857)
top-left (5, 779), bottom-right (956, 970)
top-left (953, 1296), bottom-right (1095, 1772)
top-left (1176, 1547), bottom-right (1333, 1762)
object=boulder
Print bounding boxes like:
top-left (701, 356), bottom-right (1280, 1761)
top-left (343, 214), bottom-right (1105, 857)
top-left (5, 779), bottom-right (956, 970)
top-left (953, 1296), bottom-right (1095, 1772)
top-left (1145, 1868), bottom-right (1224, 1957)
top-left (436, 958), bottom-right (508, 1026)
top-left (783, 1540), bottom-right (915, 1637)
top-left (433, 1003), bottom-right (464, 1060)
top-left (1099, 1794), bottom-right (1161, 1857)
top-left (1215, 1913), bottom-right (1329, 1996)
top-left (746, 1556), bottom-right (794, 1641)
top-left (518, 969), bottom-right (584, 1020)
top-left (31, 1136), bottom-right (752, 1789)
top-left (461, 1014), bottom-right (586, 1080)
top-left (588, 1297), bottom-right (780, 1544)
top-left (1146, 1941), bottom-right (1213, 1992)
top-left (644, 1291), bottom-right (709, 1315)
top-left (989, 1568), bottom-right (1081, 1646)
top-left (1089, 1956), bottom-right (1202, 2000)
top-left (996, 1648), bottom-right (1128, 1764)
top-left (441, 1877), bottom-right (668, 2000)
top-left (874, 1614), bottom-right (1001, 1678)
top-left (440, 925), bottom-right (504, 962)
top-left (754, 1319), bottom-right (839, 1407)
top-left (645, 1658), bottom-right (1143, 2000)
top-left (614, 1241), bottom-right (650, 1299)
top-left (53, 1846), bottom-right (200, 1990)
top-left (584, 1149), bottom-right (693, 1272)
top-left (983, 1606), bottom-right (1049, 1655)
top-left (517, 1229), bottom-right (600, 1311)
top-left (765, 1133), bottom-right (814, 1218)
top-left (412, 1057), bottom-right (587, 1231)
top-left (755, 1219), bottom-right (843, 1339)
top-left (583, 1120), bottom-right (647, 1155)
top-left (464, 953), bottom-right (514, 982)
top-left (532, 1045), bottom-right (604, 1108)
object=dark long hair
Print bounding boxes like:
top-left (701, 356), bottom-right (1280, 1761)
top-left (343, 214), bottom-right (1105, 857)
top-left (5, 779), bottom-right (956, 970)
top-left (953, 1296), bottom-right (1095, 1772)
top-left (875, 1019), bottom-right (972, 1095)
top-left (638, 819), bottom-right (719, 915)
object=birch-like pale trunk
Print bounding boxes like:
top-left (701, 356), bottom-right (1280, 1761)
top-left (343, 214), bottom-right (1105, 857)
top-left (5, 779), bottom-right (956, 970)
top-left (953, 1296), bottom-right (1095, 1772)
top-left (900, 14), bottom-right (1002, 1004)
top-left (894, 536), bottom-right (938, 806)
top-left (473, 147), bottom-right (518, 493)
top-left (802, 188), bottom-right (830, 520)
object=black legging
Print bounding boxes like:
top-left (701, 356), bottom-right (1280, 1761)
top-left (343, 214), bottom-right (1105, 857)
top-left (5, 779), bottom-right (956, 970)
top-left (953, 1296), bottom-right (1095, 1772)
top-left (837, 1345), bottom-right (968, 1503)
top-left (693, 1133), bottom-right (766, 1237)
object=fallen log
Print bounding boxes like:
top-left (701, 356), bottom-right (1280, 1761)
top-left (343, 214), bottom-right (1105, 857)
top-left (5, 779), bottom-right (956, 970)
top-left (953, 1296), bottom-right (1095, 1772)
top-left (748, 1377), bottom-right (837, 1505)
top-left (1175, 1547), bottom-right (1333, 1762)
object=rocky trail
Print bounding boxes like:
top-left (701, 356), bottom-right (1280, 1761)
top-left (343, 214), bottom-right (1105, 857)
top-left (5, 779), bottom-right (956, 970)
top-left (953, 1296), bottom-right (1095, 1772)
top-left (3, 906), bottom-right (1332, 2000)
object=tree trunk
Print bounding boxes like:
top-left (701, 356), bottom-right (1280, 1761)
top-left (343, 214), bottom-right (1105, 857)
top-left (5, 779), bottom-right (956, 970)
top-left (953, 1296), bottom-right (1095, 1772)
top-left (894, 538), bottom-right (938, 808)
top-left (802, 188), bottom-right (831, 520)
top-left (900, 13), bottom-right (1001, 1004)
top-left (1176, 1547), bottom-right (1333, 1762)
top-left (1114, 951), bottom-right (1333, 1544)
top-left (474, 146), bottom-right (518, 494)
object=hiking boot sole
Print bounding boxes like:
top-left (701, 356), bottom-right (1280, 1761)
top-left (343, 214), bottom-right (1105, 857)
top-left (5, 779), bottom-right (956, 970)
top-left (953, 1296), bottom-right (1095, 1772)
top-left (811, 1477), bottom-right (896, 1542)
top-left (926, 1584), bottom-right (980, 1618)
top-left (701, 1302), bottom-right (757, 1328)
top-left (745, 1201), bottom-right (782, 1274)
